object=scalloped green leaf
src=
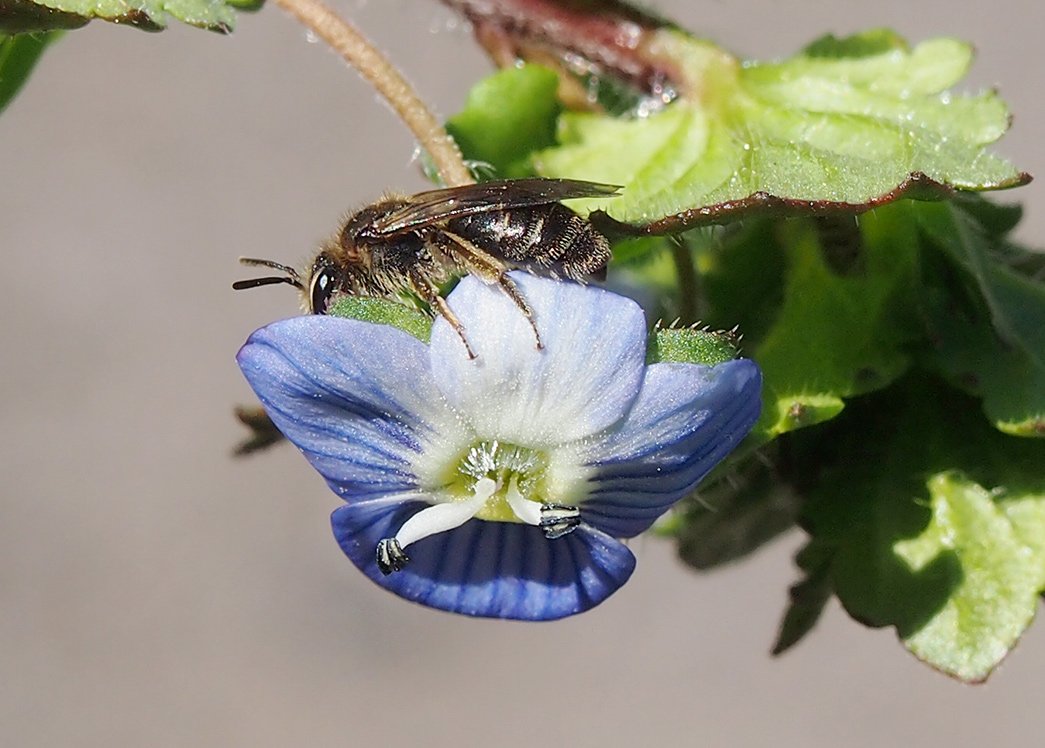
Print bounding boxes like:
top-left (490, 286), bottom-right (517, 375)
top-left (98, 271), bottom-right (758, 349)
top-left (893, 472), bottom-right (1045, 682)
top-left (918, 203), bottom-right (1045, 436)
top-left (1, 0), bottom-right (247, 33)
top-left (792, 376), bottom-right (1045, 681)
top-left (0, 32), bottom-right (62, 114)
top-left (533, 29), bottom-right (1027, 232)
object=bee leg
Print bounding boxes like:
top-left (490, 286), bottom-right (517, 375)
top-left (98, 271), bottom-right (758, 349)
top-left (438, 232), bottom-right (543, 351)
top-left (495, 273), bottom-right (543, 351)
top-left (409, 272), bottom-right (477, 359)
top-left (432, 294), bottom-right (478, 360)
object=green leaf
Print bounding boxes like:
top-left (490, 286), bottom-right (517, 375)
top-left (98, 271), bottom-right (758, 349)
top-left (0, 6), bottom-right (85, 34)
top-left (675, 455), bottom-right (799, 571)
top-left (328, 296), bottom-right (432, 343)
top-left (1, 0), bottom-right (246, 33)
top-left (699, 220), bottom-right (787, 345)
top-left (894, 472), bottom-right (1045, 681)
top-left (0, 32), bottom-right (62, 115)
top-left (445, 64), bottom-right (560, 179)
top-left (693, 198), bottom-right (1045, 441)
top-left (742, 206), bottom-right (921, 439)
top-left (950, 193), bottom-right (1023, 238)
top-left (794, 375), bottom-right (1045, 681)
top-left (918, 203), bottom-right (1045, 436)
top-left (802, 28), bottom-right (908, 59)
top-left (533, 29), bottom-right (1027, 233)
top-left (772, 540), bottom-right (834, 655)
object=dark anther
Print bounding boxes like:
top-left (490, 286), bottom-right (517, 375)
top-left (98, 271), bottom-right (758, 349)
top-left (539, 504), bottom-right (581, 539)
top-left (376, 538), bottom-right (410, 575)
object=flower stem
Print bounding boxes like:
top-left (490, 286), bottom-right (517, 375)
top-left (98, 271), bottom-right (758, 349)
top-left (273, 0), bottom-right (474, 187)
top-left (670, 236), bottom-right (702, 323)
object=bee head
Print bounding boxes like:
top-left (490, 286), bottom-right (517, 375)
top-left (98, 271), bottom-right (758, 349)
top-left (307, 251), bottom-right (348, 314)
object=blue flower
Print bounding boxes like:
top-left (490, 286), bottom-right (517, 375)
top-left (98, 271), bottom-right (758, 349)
top-left (237, 273), bottom-right (761, 620)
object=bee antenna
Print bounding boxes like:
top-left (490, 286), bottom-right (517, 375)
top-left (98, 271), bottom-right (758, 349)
top-left (234, 257), bottom-right (304, 291)
top-left (232, 276), bottom-right (305, 291)
top-left (238, 257), bottom-right (302, 279)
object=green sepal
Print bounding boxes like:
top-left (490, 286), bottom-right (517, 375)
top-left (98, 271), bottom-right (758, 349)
top-left (328, 296), bottom-right (432, 343)
top-left (646, 325), bottom-right (740, 365)
top-left (231, 405), bottom-right (283, 456)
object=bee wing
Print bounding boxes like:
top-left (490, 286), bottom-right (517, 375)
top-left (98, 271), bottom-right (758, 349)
top-left (371, 178), bottom-right (621, 236)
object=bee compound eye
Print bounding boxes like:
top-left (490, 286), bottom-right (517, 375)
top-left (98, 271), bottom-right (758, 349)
top-left (309, 266), bottom-right (340, 314)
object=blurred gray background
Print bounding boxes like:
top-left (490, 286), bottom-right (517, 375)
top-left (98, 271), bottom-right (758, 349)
top-left (2, 1), bottom-right (1043, 745)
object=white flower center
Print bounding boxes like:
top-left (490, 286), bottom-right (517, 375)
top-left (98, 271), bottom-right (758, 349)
top-left (456, 440), bottom-right (550, 521)
top-left (377, 441), bottom-right (586, 573)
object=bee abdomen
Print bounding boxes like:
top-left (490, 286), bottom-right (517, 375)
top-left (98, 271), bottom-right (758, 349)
top-left (451, 204), bottom-right (611, 279)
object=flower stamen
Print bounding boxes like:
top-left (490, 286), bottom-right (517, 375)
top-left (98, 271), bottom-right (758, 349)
top-left (505, 476), bottom-right (542, 526)
top-left (375, 538), bottom-right (409, 575)
top-left (376, 477), bottom-right (497, 574)
top-left (503, 476), bottom-right (580, 537)
top-left (539, 505), bottom-right (582, 539)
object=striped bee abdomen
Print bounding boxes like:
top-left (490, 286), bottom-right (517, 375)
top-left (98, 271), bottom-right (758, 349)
top-left (447, 203), bottom-right (611, 280)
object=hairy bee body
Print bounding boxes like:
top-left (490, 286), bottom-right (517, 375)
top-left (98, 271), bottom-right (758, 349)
top-left (328, 199), bottom-right (437, 298)
top-left (330, 197), bottom-right (612, 302)
top-left (235, 178), bottom-right (620, 358)
top-left (443, 202), bottom-right (611, 278)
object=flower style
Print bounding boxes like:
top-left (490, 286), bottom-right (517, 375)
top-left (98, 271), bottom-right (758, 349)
top-left (237, 273), bottom-right (761, 620)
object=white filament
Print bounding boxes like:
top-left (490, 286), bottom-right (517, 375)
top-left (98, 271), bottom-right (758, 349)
top-left (505, 476), bottom-right (542, 526)
top-left (395, 477), bottom-right (497, 549)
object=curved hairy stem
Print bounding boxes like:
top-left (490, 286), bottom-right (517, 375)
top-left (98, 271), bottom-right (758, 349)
top-left (274, 0), bottom-right (473, 187)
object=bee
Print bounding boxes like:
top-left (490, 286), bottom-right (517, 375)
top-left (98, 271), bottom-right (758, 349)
top-left (233, 178), bottom-right (619, 357)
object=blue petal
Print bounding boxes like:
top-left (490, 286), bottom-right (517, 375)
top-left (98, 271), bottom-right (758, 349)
top-left (332, 503), bottom-right (636, 620)
top-left (429, 273), bottom-right (648, 445)
top-left (579, 359), bottom-right (762, 538)
top-left (237, 316), bottom-right (463, 502)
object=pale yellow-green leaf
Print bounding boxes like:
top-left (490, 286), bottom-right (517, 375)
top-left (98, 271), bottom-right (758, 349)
top-left (537, 30), bottom-right (1025, 230)
top-left (894, 473), bottom-right (1045, 682)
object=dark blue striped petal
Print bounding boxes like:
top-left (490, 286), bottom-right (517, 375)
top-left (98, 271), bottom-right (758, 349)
top-left (237, 316), bottom-right (465, 502)
top-left (332, 503), bottom-right (636, 620)
top-left (579, 359), bottom-right (762, 538)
